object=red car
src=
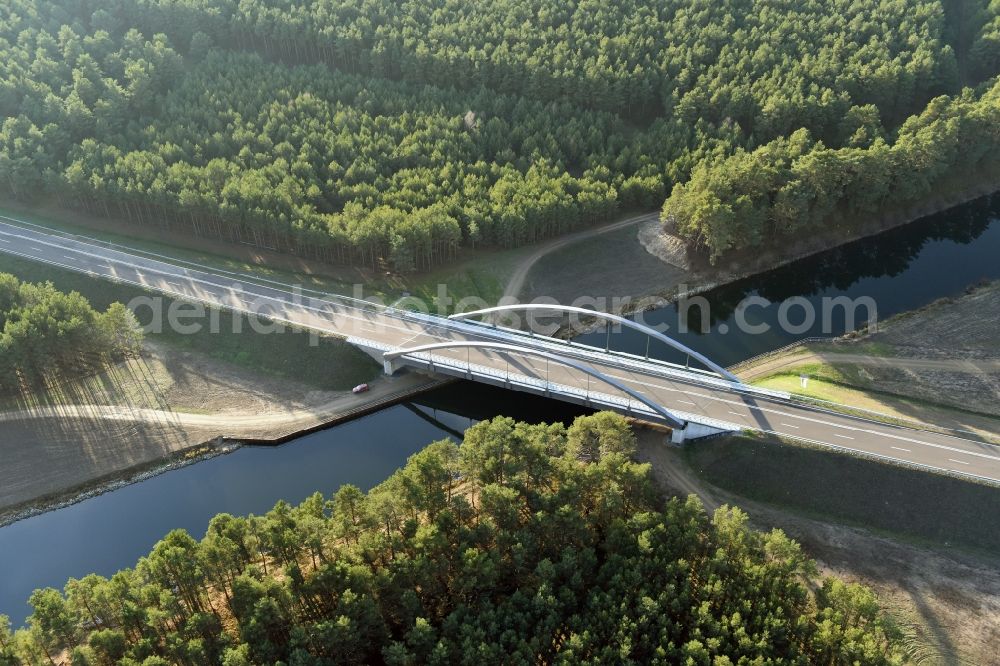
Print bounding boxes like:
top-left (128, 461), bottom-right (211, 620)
top-left (352, 383), bottom-right (370, 394)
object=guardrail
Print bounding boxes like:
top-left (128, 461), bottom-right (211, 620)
top-left (404, 311), bottom-right (791, 401)
top-left (726, 337), bottom-right (835, 375)
top-left (364, 336), bottom-right (744, 431)
top-left (391, 349), bottom-right (667, 421)
top-left (0, 216), bottom-right (790, 405)
top-left (0, 214), bottom-right (389, 315)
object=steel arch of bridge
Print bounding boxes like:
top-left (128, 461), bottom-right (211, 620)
top-left (448, 304), bottom-right (741, 383)
top-left (383, 341), bottom-right (685, 428)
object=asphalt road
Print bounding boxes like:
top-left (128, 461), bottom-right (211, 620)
top-left (2, 216), bottom-right (999, 484)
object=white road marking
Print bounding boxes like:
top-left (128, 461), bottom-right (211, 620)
top-left (0, 238), bottom-right (8, 243)
top-left (833, 434), bottom-right (854, 440)
top-left (63, 255), bottom-right (78, 261)
top-left (728, 410), bottom-right (744, 417)
top-left (2, 217), bottom-right (999, 481)
top-left (0, 225), bottom-right (449, 344)
top-left (677, 400), bottom-right (697, 405)
top-left (761, 429), bottom-right (1000, 484)
top-left (780, 423), bottom-right (800, 429)
top-left (948, 458), bottom-right (970, 465)
top-left (891, 446), bottom-right (911, 453)
top-left (610, 372), bottom-right (1000, 463)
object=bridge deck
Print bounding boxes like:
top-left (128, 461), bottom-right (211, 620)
top-left (1, 216), bottom-right (998, 485)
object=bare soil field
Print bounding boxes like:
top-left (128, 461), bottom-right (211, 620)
top-left (0, 343), bottom-right (440, 523)
top-left (638, 430), bottom-right (1000, 665)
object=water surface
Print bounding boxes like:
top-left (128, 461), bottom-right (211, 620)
top-left (574, 194), bottom-right (1000, 367)
top-left (0, 384), bottom-right (589, 624)
top-left (3, 194), bottom-right (999, 624)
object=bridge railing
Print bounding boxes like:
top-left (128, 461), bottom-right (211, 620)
top-left (0, 216), bottom-right (786, 405)
top-left (385, 346), bottom-right (665, 421)
top-left (399, 311), bottom-right (792, 401)
top-left (0, 215), bottom-right (394, 316)
top-left (365, 336), bottom-right (746, 431)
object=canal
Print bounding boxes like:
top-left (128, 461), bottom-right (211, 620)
top-left (1, 193), bottom-right (998, 625)
top-left (575, 193), bottom-right (1000, 366)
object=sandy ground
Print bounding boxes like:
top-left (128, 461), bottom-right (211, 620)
top-left (0, 343), bottom-right (442, 520)
top-left (520, 222), bottom-right (690, 305)
top-left (637, 430), bottom-right (1000, 666)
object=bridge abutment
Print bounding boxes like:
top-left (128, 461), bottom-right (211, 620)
top-left (670, 422), bottom-right (734, 444)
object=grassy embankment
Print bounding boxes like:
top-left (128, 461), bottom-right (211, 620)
top-left (683, 432), bottom-right (1000, 553)
top-left (748, 356), bottom-right (1000, 443)
top-left (690, 281), bottom-right (1000, 551)
top-left (738, 281), bottom-right (1000, 441)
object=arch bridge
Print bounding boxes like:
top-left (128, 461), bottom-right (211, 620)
top-left (384, 340), bottom-right (693, 431)
top-left (446, 304), bottom-right (741, 384)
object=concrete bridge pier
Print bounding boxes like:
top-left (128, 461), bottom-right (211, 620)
top-left (670, 421), bottom-right (734, 444)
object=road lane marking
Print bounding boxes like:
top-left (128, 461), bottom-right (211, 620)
top-left (3, 217), bottom-right (999, 477)
top-left (609, 372), bottom-right (1000, 463)
top-left (834, 433), bottom-right (855, 440)
top-left (677, 400), bottom-right (697, 405)
top-left (0, 229), bottom-right (450, 345)
top-left (728, 410), bottom-right (744, 417)
top-left (891, 446), bottom-right (911, 453)
top-left (948, 458), bottom-right (970, 465)
top-left (759, 429), bottom-right (1000, 484)
top-left (780, 423), bottom-right (800, 429)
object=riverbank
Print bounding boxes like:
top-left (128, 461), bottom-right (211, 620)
top-left (5, 179), bottom-right (998, 322)
top-left (0, 342), bottom-right (446, 527)
top-left (655, 178), bottom-right (1000, 300)
top-left (523, 182), bottom-right (1000, 316)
